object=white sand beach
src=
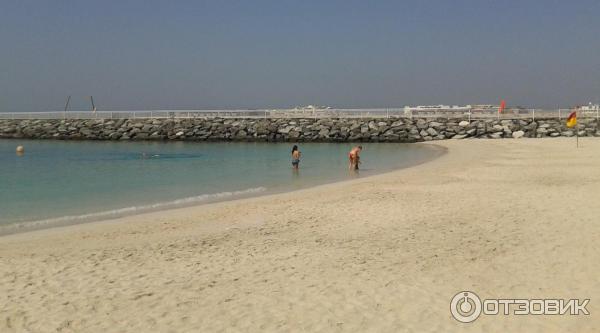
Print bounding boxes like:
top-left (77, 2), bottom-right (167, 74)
top-left (1, 138), bottom-right (599, 332)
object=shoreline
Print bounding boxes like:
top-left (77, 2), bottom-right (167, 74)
top-left (1, 138), bottom-right (598, 332)
top-left (0, 143), bottom-right (447, 237)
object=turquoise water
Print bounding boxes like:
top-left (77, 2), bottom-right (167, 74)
top-left (0, 140), bottom-right (443, 233)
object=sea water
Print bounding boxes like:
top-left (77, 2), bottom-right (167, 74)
top-left (0, 140), bottom-right (443, 233)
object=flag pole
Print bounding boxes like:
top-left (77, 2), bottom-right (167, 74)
top-left (567, 109), bottom-right (578, 148)
top-left (576, 110), bottom-right (579, 148)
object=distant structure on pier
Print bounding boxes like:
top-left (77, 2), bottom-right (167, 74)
top-left (403, 105), bottom-right (473, 116)
top-left (470, 104), bottom-right (499, 112)
top-left (270, 105), bottom-right (333, 117)
top-left (577, 102), bottom-right (600, 115)
top-left (402, 104), bottom-right (528, 116)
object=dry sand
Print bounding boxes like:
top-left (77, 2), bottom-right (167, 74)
top-left (1, 138), bottom-right (599, 332)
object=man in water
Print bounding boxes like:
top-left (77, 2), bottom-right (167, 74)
top-left (348, 145), bottom-right (362, 170)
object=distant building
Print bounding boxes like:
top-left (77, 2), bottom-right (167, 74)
top-left (403, 105), bottom-right (472, 115)
top-left (470, 104), bottom-right (498, 111)
top-left (292, 105), bottom-right (331, 111)
top-left (578, 103), bottom-right (600, 115)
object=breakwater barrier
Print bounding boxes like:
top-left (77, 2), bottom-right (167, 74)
top-left (1, 118), bottom-right (597, 142)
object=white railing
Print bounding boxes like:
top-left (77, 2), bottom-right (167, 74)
top-left (0, 108), bottom-right (598, 120)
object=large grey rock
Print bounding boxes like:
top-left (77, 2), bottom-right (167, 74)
top-left (492, 124), bottom-right (504, 132)
top-left (416, 121), bottom-right (428, 129)
top-left (318, 128), bottom-right (330, 137)
top-left (512, 130), bottom-right (525, 139)
top-left (383, 129), bottom-right (396, 136)
top-left (278, 126), bottom-right (293, 134)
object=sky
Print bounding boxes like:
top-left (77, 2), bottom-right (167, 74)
top-left (1, 0), bottom-right (599, 112)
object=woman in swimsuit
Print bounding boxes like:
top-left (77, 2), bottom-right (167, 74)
top-left (291, 145), bottom-right (301, 169)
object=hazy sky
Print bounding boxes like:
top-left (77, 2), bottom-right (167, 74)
top-left (1, 0), bottom-right (599, 111)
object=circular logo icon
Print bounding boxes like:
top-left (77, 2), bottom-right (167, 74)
top-left (450, 291), bottom-right (482, 323)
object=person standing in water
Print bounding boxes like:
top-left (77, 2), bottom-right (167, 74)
top-left (348, 145), bottom-right (362, 170)
top-left (291, 145), bottom-right (301, 169)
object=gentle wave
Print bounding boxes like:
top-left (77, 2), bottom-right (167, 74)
top-left (0, 187), bottom-right (267, 235)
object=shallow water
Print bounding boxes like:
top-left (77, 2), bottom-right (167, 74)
top-left (0, 140), bottom-right (443, 233)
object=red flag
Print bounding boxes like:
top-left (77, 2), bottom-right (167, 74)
top-left (499, 100), bottom-right (506, 113)
top-left (566, 111), bottom-right (577, 128)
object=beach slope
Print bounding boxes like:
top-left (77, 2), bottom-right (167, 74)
top-left (1, 138), bottom-right (598, 332)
